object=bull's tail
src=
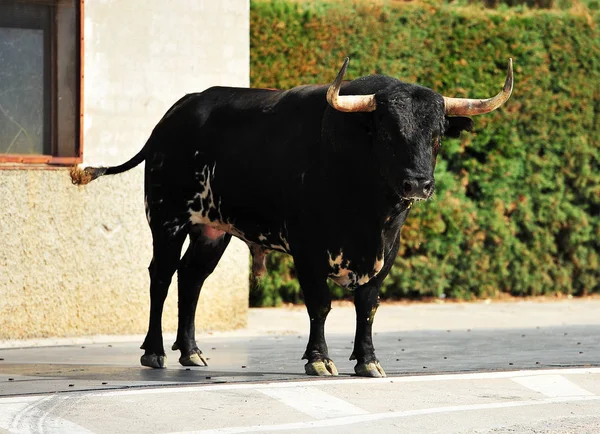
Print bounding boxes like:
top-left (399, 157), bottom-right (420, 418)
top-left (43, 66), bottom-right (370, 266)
top-left (70, 147), bottom-right (146, 185)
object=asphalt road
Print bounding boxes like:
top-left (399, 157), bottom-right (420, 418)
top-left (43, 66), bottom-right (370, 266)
top-left (1, 299), bottom-right (599, 433)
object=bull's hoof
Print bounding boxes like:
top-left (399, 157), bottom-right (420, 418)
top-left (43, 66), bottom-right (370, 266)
top-left (141, 353), bottom-right (167, 369)
top-left (305, 359), bottom-right (339, 376)
top-left (354, 361), bottom-right (386, 378)
top-left (179, 350), bottom-right (208, 367)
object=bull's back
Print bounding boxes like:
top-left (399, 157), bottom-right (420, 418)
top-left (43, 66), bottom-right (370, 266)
top-left (200, 85), bottom-right (327, 157)
top-left (147, 85), bottom-right (329, 222)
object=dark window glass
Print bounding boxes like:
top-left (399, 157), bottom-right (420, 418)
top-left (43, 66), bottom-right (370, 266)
top-left (0, 0), bottom-right (80, 161)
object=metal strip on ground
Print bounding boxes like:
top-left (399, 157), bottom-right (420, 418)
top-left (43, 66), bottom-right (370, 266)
top-left (89, 367), bottom-right (600, 397)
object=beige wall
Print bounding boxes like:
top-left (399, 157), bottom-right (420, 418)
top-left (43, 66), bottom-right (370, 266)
top-left (0, 0), bottom-right (250, 340)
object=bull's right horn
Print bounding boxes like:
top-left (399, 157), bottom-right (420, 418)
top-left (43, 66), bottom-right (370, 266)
top-left (443, 58), bottom-right (514, 116)
top-left (327, 57), bottom-right (377, 113)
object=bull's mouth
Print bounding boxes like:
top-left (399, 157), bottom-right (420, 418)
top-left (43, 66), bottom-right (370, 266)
top-left (401, 190), bottom-right (435, 202)
top-left (393, 186), bottom-right (434, 204)
top-left (402, 195), bottom-right (429, 202)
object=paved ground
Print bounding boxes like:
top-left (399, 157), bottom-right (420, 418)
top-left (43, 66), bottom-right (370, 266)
top-left (0, 299), bottom-right (599, 433)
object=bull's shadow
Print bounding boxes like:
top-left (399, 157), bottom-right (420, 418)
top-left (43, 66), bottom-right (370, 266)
top-left (1, 324), bottom-right (598, 397)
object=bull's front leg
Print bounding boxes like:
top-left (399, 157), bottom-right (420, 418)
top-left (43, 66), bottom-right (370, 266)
top-left (351, 283), bottom-right (385, 377)
top-left (350, 237), bottom-right (400, 378)
top-left (295, 259), bottom-right (338, 376)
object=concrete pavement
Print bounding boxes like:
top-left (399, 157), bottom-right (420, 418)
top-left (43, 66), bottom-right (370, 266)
top-left (1, 299), bottom-right (599, 433)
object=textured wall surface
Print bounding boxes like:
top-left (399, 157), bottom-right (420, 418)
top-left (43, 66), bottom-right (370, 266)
top-left (0, 0), bottom-right (250, 340)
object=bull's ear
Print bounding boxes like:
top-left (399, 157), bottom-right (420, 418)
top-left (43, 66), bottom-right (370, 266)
top-left (445, 116), bottom-right (474, 138)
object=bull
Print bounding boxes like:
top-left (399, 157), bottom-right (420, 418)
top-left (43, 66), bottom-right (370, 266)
top-left (71, 58), bottom-right (513, 377)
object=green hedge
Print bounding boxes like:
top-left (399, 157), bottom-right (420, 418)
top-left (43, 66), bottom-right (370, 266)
top-left (249, 0), bottom-right (600, 305)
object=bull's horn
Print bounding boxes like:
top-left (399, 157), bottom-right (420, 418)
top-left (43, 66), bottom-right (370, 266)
top-left (443, 58), bottom-right (513, 116)
top-left (327, 57), bottom-right (376, 113)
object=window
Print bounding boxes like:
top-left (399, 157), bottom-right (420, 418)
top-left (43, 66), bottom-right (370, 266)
top-left (0, 0), bottom-right (82, 165)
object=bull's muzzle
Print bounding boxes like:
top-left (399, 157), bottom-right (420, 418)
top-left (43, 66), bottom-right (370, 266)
top-left (402, 178), bottom-right (434, 200)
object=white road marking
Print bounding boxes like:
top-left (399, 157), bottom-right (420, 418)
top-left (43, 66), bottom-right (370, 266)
top-left (258, 386), bottom-right (368, 420)
top-left (89, 367), bottom-right (600, 397)
top-left (1, 368), bottom-right (598, 434)
top-left (511, 374), bottom-right (595, 397)
top-left (167, 395), bottom-right (600, 434)
top-left (0, 395), bottom-right (93, 434)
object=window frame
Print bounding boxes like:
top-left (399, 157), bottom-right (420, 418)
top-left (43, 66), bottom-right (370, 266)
top-left (0, 0), bottom-right (84, 167)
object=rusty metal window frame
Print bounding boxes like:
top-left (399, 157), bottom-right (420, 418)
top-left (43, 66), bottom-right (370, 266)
top-left (0, 0), bottom-right (83, 167)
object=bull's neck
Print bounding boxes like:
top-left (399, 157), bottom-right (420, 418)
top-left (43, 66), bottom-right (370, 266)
top-left (316, 138), bottom-right (402, 218)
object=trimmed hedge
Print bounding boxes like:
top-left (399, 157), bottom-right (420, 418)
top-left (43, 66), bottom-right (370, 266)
top-left (249, 0), bottom-right (600, 305)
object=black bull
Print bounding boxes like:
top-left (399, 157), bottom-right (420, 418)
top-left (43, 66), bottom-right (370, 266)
top-left (71, 58), bottom-right (513, 377)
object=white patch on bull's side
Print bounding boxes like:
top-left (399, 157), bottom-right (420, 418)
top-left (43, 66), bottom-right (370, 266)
top-left (327, 251), bottom-right (353, 288)
top-left (163, 218), bottom-right (183, 235)
top-left (278, 221), bottom-right (291, 253)
top-left (280, 234), bottom-right (291, 252)
top-left (188, 163), bottom-right (220, 224)
top-left (327, 249), bottom-right (385, 289)
top-left (373, 256), bottom-right (384, 275)
top-left (172, 225), bottom-right (187, 236)
top-left (186, 163), bottom-right (251, 241)
top-left (278, 231), bottom-right (291, 253)
top-left (144, 196), bottom-right (151, 224)
top-left (165, 220), bottom-right (186, 237)
top-left (357, 274), bottom-right (371, 286)
top-left (328, 251), bottom-right (343, 268)
top-left (199, 164), bottom-right (217, 208)
top-left (254, 230), bottom-right (290, 253)
top-left (356, 252), bottom-right (385, 286)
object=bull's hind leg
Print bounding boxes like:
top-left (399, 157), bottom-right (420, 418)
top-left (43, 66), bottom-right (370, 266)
top-left (295, 258), bottom-right (338, 376)
top-left (172, 225), bottom-right (231, 367)
top-left (141, 228), bottom-right (187, 369)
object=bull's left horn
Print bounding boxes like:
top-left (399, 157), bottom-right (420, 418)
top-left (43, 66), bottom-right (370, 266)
top-left (443, 58), bottom-right (513, 116)
top-left (327, 57), bottom-right (376, 113)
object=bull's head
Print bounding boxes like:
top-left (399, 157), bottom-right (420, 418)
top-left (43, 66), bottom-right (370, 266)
top-left (326, 58), bottom-right (513, 201)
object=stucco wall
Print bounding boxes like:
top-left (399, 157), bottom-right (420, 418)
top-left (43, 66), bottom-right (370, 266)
top-left (0, 0), bottom-right (250, 340)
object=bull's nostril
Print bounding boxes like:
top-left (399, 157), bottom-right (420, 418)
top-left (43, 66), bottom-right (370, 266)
top-left (403, 180), bottom-right (413, 195)
top-left (423, 181), bottom-right (433, 196)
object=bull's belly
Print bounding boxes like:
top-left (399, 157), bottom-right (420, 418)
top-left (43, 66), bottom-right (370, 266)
top-left (182, 163), bottom-right (290, 253)
top-left (188, 206), bottom-right (383, 289)
top-left (188, 209), bottom-right (289, 252)
top-left (188, 203), bottom-right (383, 289)
top-left (164, 163), bottom-right (384, 287)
